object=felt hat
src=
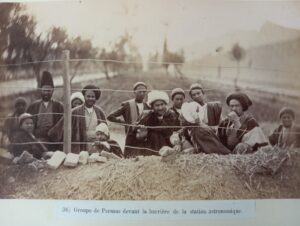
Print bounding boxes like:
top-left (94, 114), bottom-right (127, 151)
top-left (95, 123), bottom-right (110, 137)
top-left (133, 82), bottom-right (147, 90)
top-left (40, 71), bottom-right (54, 88)
top-left (171, 88), bottom-right (185, 100)
top-left (147, 90), bottom-right (169, 106)
top-left (189, 83), bottom-right (204, 96)
top-left (279, 107), bottom-right (295, 119)
top-left (18, 113), bottom-right (33, 126)
top-left (71, 92), bottom-right (85, 104)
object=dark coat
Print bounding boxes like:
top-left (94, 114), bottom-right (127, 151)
top-left (170, 106), bottom-right (181, 127)
top-left (269, 125), bottom-right (299, 148)
top-left (71, 105), bottom-right (107, 153)
top-left (2, 112), bottom-right (20, 142)
top-left (218, 115), bottom-right (259, 151)
top-left (107, 99), bottom-right (150, 133)
top-left (8, 129), bottom-right (48, 159)
top-left (27, 99), bottom-right (64, 138)
top-left (124, 109), bottom-right (178, 158)
top-left (190, 126), bottom-right (230, 154)
top-left (206, 101), bottom-right (222, 126)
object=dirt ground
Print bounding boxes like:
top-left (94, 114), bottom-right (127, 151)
top-left (0, 71), bottom-right (300, 200)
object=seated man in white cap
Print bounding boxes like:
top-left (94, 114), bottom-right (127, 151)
top-left (124, 90), bottom-right (178, 157)
top-left (89, 123), bottom-right (123, 158)
top-left (175, 102), bottom-right (230, 155)
top-left (218, 92), bottom-right (268, 154)
top-left (107, 82), bottom-right (150, 134)
top-left (9, 113), bottom-right (48, 159)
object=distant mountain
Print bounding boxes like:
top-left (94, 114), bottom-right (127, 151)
top-left (186, 21), bottom-right (300, 61)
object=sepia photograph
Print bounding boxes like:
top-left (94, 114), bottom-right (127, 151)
top-left (0, 0), bottom-right (299, 202)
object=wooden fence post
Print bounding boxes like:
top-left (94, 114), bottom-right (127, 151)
top-left (62, 50), bottom-right (71, 153)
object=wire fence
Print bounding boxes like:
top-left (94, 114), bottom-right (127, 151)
top-left (1, 56), bottom-right (299, 154)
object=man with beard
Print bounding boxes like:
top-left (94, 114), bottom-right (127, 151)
top-left (124, 90), bottom-right (178, 157)
top-left (107, 82), bottom-right (149, 134)
top-left (71, 85), bottom-right (107, 153)
top-left (218, 92), bottom-right (268, 154)
top-left (27, 71), bottom-right (64, 151)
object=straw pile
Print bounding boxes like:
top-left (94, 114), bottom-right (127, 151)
top-left (1, 146), bottom-right (299, 200)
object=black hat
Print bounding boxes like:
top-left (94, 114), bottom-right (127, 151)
top-left (226, 92), bottom-right (252, 111)
top-left (82, 85), bottom-right (101, 100)
top-left (40, 71), bottom-right (54, 88)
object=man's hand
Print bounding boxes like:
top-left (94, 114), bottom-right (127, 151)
top-left (228, 111), bottom-right (239, 121)
top-left (174, 144), bottom-right (182, 153)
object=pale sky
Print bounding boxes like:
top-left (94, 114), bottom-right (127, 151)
top-left (24, 0), bottom-right (300, 57)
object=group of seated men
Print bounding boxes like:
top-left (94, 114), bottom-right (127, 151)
top-left (1, 70), bottom-right (299, 160)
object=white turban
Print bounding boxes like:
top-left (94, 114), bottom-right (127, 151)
top-left (95, 123), bottom-right (110, 137)
top-left (71, 92), bottom-right (85, 104)
top-left (181, 102), bottom-right (200, 124)
top-left (147, 90), bottom-right (169, 106)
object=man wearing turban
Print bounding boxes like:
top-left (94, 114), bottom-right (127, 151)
top-left (124, 90), bottom-right (178, 158)
top-left (218, 92), bottom-right (268, 154)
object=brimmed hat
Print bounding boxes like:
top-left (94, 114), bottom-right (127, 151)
top-left (82, 85), bottom-right (101, 100)
top-left (226, 92), bottom-right (252, 111)
top-left (171, 88), bottom-right (185, 100)
top-left (147, 90), bottom-right (169, 106)
top-left (133, 82), bottom-right (147, 90)
top-left (40, 71), bottom-right (54, 88)
top-left (181, 102), bottom-right (200, 124)
top-left (18, 113), bottom-right (33, 126)
top-left (95, 123), bottom-right (109, 137)
top-left (279, 107), bottom-right (295, 119)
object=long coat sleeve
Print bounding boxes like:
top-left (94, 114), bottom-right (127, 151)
top-left (71, 105), bottom-right (107, 153)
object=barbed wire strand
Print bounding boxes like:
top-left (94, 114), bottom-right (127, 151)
top-left (1, 112), bottom-right (300, 134)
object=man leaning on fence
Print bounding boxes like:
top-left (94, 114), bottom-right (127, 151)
top-left (107, 82), bottom-right (150, 134)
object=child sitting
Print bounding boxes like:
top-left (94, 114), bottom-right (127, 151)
top-left (269, 107), bottom-right (299, 148)
top-left (89, 123), bottom-right (123, 158)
